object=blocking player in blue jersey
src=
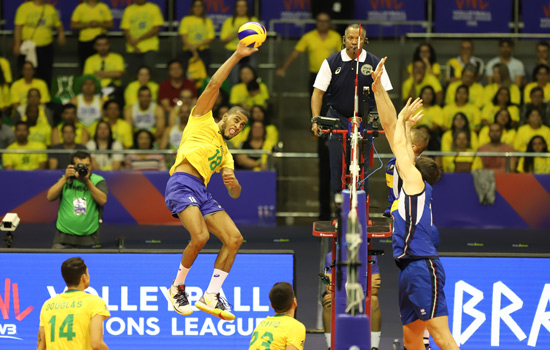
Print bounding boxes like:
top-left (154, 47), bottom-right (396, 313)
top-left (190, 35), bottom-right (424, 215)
top-left (372, 59), bottom-right (460, 350)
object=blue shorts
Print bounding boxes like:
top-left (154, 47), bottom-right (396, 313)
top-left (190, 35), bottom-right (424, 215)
top-left (398, 258), bottom-right (448, 325)
top-left (165, 172), bottom-right (224, 218)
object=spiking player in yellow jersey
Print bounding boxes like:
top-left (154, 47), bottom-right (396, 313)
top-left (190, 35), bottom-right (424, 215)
top-left (249, 282), bottom-right (306, 350)
top-left (37, 257), bottom-right (110, 350)
top-left (165, 41), bottom-right (257, 320)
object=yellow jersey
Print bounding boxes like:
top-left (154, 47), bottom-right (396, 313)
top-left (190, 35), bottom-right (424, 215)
top-left (249, 314), bottom-right (306, 350)
top-left (2, 141), bottom-right (47, 170)
top-left (220, 16), bottom-right (259, 51)
top-left (124, 80), bottom-right (159, 106)
top-left (514, 125), bottom-right (550, 152)
top-left (15, 2), bottom-right (61, 47)
top-left (10, 78), bottom-right (51, 105)
top-left (478, 126), bottom-right (516, 147)
top-left (39, 290), bottom-right (110, 350)
top-left (482, 83), bottom-right (521, 107)
top-left (71, 2), bottom-right (113, 42)
top-left (523, 82), bottom-right (550, 104)
top-left (0, 57), bottom-right (12, 83)
top-left (21, 107), bottom-right (52, 147)
top-left (294, 29), bottom-right (342, 73)
top-left (0, 85), bottom-right (10, 109)
top-left (170, 107), bottom-right (234, 185)
top-left (442, 103), bottom-right (481, 130)
top-left (120, 3), bottom-right (164, 53)
top-left (407, 62), bottom-right (442, 79)
top-left (445, 81), bottom-right (485, 108)
top-left (441, 129), bottom-right (479, 152)
top-left (401, 74), bottom-right (442, 102)
top-left (83, 53), bottom-right (125, 87)
top-left (481, 104), bottom-right (520, 123)
top-left (517, 157), bottom-right (550, 174)
top-left (442, 148), bottom-right (480, 172)
top-left (229, 82), bottom-right (269, 109)
top-left (179, 15), bottom-right (215, 51)
top-left (89, 118), bottom-right (133, 148)
top-left (417, 105), bottom-right (444, 129)
top-left (57, 121), bottom-right (88, 145)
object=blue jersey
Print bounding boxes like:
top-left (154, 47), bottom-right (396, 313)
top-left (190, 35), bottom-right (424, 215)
top-left (391, 182), bottom-right (439, 260)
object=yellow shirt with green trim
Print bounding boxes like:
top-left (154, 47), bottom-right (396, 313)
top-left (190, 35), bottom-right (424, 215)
top-left (478, 126), bottom-right (516, 147)
top-left (481, 104), bottom-right (520, 123)
top-left (39, 290), bottom-right (110, 350)
top-left (401, 74), bottom-right (442, 101)
top-left (445, 81), bottom-right (485, 108)
top-left (220, 16), bottom-right (259, 51)
top-left (83, 53), bottom-right (125, 87)
top-left (10, 78), bottom-right (51, 105)
top-left (120, 3), bottom-right (164, 53)
top-left (441, 103), bottom-right (481, 130)
top-left (90, 118), bottom-right (133, 148)
top-left (517, 157), bottom-right (550, 174)
top-left (124, 80), bottom-right (159, 106)
top-left (2, 141), bottom-right (47, 170)
top-left (482, 83), bottom-right (521, 107)
top-left (71, 2), bottom-right (113, 42)
top-left (0, 57), bottom-right (12, 83)
top-left (229, 82), bottom-right (269, 108)
top-left (249, 314), bottom-right (306, 350)
top-left (514, 125), bottom-right (550, 152)
top-left (523, 82), bottom-right (550, 104)
top-left (294, 29), bottom-right (342, 73)
top-left (170, 107), bottom-right (234, 186)
top-left (179, 15), bottom-right (215, 51)
top-left (15, 2), bottom-right (61, 47)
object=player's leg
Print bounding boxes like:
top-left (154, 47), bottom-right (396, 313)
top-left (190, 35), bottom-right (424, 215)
top-left (195, 209), bottom-right (243, 320)
top-left (403, 320), bottom-right (426, 350)
top-left (424, 316), bottom-right (460, 350)
top-left (370, 273), bottom-right (382, 350)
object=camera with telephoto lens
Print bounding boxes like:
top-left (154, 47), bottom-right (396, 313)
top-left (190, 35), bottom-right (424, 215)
top-left (74, 163), bottom-right (88, 177)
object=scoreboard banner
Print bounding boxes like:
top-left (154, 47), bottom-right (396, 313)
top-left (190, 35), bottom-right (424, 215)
top-left (434, 0), bottom-right (513, 33)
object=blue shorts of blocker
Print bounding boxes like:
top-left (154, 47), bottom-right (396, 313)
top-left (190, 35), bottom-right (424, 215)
top-left (398, 258), bottom-right (448, 325)
top-left (165, 172), bottom-right (224, 218)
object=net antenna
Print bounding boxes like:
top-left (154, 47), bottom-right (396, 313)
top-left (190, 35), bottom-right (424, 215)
top-left (345, 23), bottom-right (365, 315)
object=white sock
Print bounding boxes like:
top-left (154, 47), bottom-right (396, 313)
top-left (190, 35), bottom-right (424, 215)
top-left (174, 263), bottom-right (190, 285)
top-left (371, 331), bottom-right (381, 348)
top-left (206, 269), bottom-right (228, 294)
top-left (324, 333), bottom-right (331, 348)
top-left (423, 329), bottom-right (430, 344)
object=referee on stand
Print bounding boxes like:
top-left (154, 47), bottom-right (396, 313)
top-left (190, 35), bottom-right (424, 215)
top-left (310, 24), bottom-right (393, 196)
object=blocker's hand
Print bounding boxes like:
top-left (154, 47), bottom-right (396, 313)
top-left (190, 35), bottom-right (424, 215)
top-left (371, 57), bottom-right (387, 94)
top-left (236, 41), bottom-right (258, 58)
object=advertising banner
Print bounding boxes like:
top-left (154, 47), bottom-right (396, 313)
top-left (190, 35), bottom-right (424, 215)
top-left (522, 0), bottom-right (550, 33)
top-left (439, 256), bottom-right (550, 349)
top-left (260, 0), bottom-right (312, 38)
top-left (0, 252), bottom-right (294, 350)
top-left (353, 0), bottom-right (426, 37)
top-left (434, 0), bottom-right (513, 33)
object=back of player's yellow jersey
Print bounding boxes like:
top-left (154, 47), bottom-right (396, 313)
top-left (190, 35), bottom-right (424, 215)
top-left (39, 290), bottom-right (110, 350)
top-left (249, 314), bottom-right (306, 350)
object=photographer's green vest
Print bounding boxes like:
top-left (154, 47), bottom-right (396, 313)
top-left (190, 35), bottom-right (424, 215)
top-left (56, 173), bottom-right (106, 235)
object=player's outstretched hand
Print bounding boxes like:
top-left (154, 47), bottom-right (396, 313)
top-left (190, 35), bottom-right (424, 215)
top-left (372, 57), bottom-right (387, 94)
top-left (398, 97), bottom-right (423, 122)
top-left (236, 41), bottom-right (259, 58)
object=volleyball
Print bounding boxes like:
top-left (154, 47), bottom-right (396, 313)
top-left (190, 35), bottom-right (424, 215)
top-left (238, 21), bottom-right (267, 48)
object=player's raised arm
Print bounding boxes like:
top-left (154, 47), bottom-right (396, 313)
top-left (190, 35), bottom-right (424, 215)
top-left (194, 42), bottom-right (258, 117)
top-left (394, 98), bottom-right (425, 195)
top-left (371, 57), bottom-right (398, 149)
top-left (221, 167), bottom-right (241, 199)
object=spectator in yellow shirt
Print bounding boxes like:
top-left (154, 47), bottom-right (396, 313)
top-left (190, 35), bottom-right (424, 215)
top-left (478, 108), bottom-right (516, 147)
top-left (10, 62), bottom-right (50, 108)
top-left (483, 63), bottom-right (521, 107)
top-left (13, 0), bottom-right (65, 87)
top-left (83, 35), bottom-right (125, 88)
top-left (0, 67), bottom-right (11, 113)
top-left (520, 87), bottom-right (550, 126)
top-left (220, 0), bottom-right (259, 85)
top-left (230, 104), bottom-right (278, 149)
top-left (442, 85), bottom-right (481, 132)
top-left (524, 64), bottom-right (550, 104)
top-left (277, 13), bottom-right (341, 92)
top-left (120, 0), bottom-right (165, 81)
top-left (517, 136), bottom-right (550, 174)
top-left (230, 65), bottom-right (269, 109)
top-left (235, 120), bottom-right (275, 171)
top-left (89, 100), bottom-right (133, 149)
top-left (445, 39), bottom-right (485, 84)
top-left (445, 64), bottom-right (484, 108)
top-left (179, 0), bottom-right (215, 74)
top-left (441, 112), bottom-right (479, 152)
top-left (407, 43), bottom-right (441, 80)
top-left (481, 87), bottom-right (520, 127)
top-left (0, 57), bottom-right (12, 84)
top-left (402, 59), bottom-right (443, 105)
top-left (2, 122), bottom-right (47, 170)
top-left (51, 104), bottom-right (90, 146)
top-left (442, 129), bottom-right (479, 173)
top-left (13, 88), bottom-right (54, 127)
top-left (515, 108), bottom-right (550, 152)
top-left (418, 86), bottom-right (444, 132)
top-left (70, 0), bottom-right (114, 70)
top-left (124, 66), bottom-right (159, 107)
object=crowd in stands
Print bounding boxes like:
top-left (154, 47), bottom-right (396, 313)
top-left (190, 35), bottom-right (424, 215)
top-left (403, 39), bottom-right (550, 174)
top-left (0, 0), bottom-right (279, 172)
top-left (0, 0), bottom-right (548, 174)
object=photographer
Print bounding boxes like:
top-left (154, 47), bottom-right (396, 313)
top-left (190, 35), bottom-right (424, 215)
top-left (46, 150), bottom-right (108, 248)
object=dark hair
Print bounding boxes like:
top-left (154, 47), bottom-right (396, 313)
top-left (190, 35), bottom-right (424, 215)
top-left (27, 88), bottom-right (41, 98)
top-left (61, 257), bottom-right (87, 287)
top-left (239, 64), bottom-right (258, 82)
top-left (246, 120), bottom-right (266, 143)
top-left (227, 105), bottom-right (250, 120)
top-left (94, 120), bottom-right (115, 151)
top-left (246, 80), bottom-right (260, 92)
top-left (136, 65), bottom-right (152, 77)
top-left (138, 85), bottom-right (152, 95)
top-left (21, 61), bottom-right (35, 70)
top-left (451, 112), bottom-right (470, 133)
top-left (523, 136), bottom-right (548, 172)
top-left (493, 108), bottom-right (513, 130)
top-left (499, 38), bottom-right (514, 47)
top-left (269, 282), bottom-right (295, 313)
top-left (419, 85), bottom-right (436, 105)
top-left (167, 59), bottom-right (183, 69)
top-left (134, 129), bottom-right (154, 150)
top-left (452, 129), bottom-right (471, 150)
top-left (454, 85), bottom-right (469, 104)
top-left (537, 41), bottom-right (549, 49)
top-left (61, 123), bottom-right (76, 134)
top-left (250, 104), bottom-right (268, 122)
top-left (532, 64), bottom-right (549, 82)
top-left (413, 43), bottom-right (437, 65)
top-left (71, 150), bottom-right (92, 163)
top-left (62, 103), bottom-right (77, 114)
top-left (189, 0), bottom-right (206, 19)
top-left (415, 157), bottom-right (442, 186)
top-left (492, 87), bottom-right (512, 107)
top-left (232, 0), bottom-right (251, 26)
top-left (344, 24), bottom-right (367, 38)
top-left (462, 63), bottom-right (478, 77)
top-left (94, 34), bottom-right (108, 45)
top-left (530, 86), bottom-right (544, 97)
top-left (103, 100), bottom-right (120, 112)
top-left (14, 121), bottom-right (29, 130)
top-left (493, 63), bottom-right (512, 87)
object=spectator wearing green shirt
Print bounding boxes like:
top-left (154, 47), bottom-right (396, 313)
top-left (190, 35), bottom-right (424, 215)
top-left (46, 150), bottom-right (108, 248)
